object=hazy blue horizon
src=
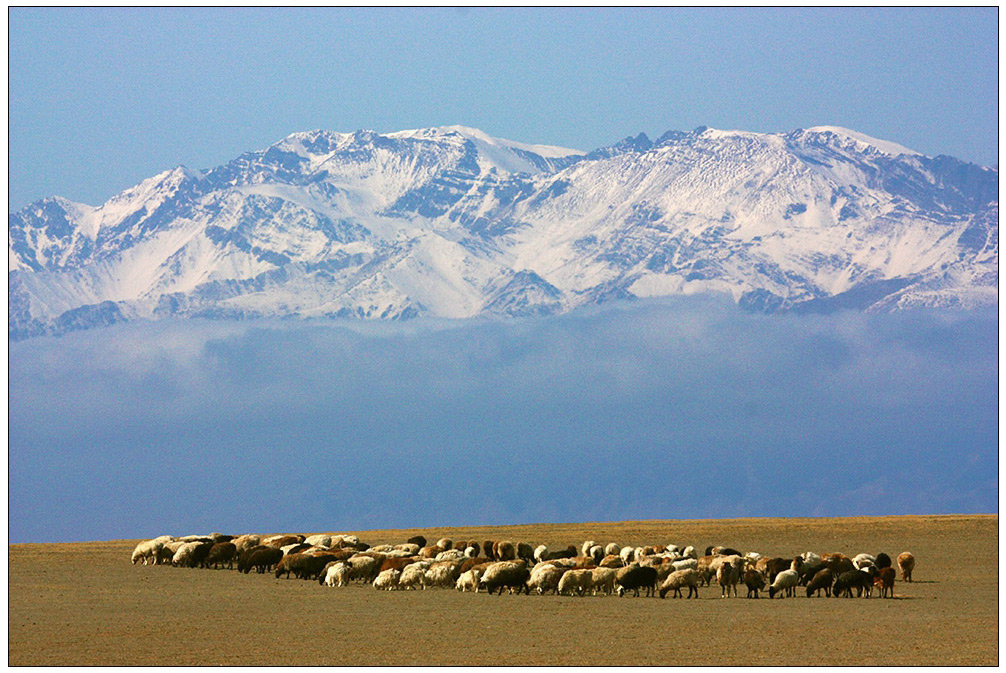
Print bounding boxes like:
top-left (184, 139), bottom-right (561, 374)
top-left (8, 6), bottom-right (999, 211)
top-left (9, 298), bottom-right (997, 544)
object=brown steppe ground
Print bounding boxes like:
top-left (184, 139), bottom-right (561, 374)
top-left (8, 514), bottom-right (997, 666)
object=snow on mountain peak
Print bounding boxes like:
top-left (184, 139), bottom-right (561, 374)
top-left (803, 126), bottom-right (921, 157)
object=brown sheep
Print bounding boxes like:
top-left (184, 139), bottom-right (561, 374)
top-left (493, 540), bottom-right (517, 561)
top-left (743, 569), bottom-right (765, 598)
top-left (805, 568), bottom-right (834, 598)
top-left (238, 546), bottom-right (283, 574)
top-left (874, 566), bottom-right (896, 598)
top-left (205, 542), bottom-right (237, 570)
top-left (897, 552), bottom-right (916, 582)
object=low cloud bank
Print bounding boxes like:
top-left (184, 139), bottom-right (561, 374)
top-left (9, 297), bottom-right (998, 542)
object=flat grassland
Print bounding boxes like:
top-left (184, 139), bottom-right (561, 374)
top-left (8, 514), bottom-right (997, 666)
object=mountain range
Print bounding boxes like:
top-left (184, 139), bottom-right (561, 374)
top-left (8, 124), bottom-right (998, 339)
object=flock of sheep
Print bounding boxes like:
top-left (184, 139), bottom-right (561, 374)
top-left (131, 532), bottom-right (917, 600)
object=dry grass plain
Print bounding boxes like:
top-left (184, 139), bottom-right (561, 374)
top-left (8, 514), bottom-right (997, 666)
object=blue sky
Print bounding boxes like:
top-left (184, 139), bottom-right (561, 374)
top-left (8, 6), bottom-right (999, 211)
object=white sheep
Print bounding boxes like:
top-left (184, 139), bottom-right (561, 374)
top-left (557, 568), bottom-right (594, 596)
top-left (394, 543), bottom-right (420, 555)
top-left (659, 569), bottom-right (700, 598)
top-left (304, 534), bottom-right (332, 548)
top-left (717, 559), bottom-right (740, 597)
top-left (591, 567), bottom-right (617, 595)
top-left (672, 558), bottom-right (698, 572)
top-left (852, 553), bottom-right (877, 570)
top-left (435, 549), bottom-right (466, 562)
top-left (682, 545), bottom-right (698, 560)
top-left (533, 545), bottom-right (549, 564)
top-left (423, 561), bottom-right (461, 589)
top-left (373, 568), bottom-right (401, 591)
top-left (768, 569), bottom-right (799, 598)
top-left (131, 538), bottom-right (164, 565)
top-left (527, 563), bottom-right (566, 595)
top-left (581, 540), bottom-right (597, 557)
top-left (619, 546), bottom-right (637, 566)
top-left (399, 563), bottom-right (429, 590)
top-left (456, 568), bottom-right (482, 592)
top-left (171, 542), bottom-right (201, 568)
top-left (604, 542), bottom-right (621, 557)
top-left (321, 562), bottom-right (351, 587)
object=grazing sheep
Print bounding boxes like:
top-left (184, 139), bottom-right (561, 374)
top-left (205, 542), bottom-right (237, 570)
top-left (619, 546), bottom-right (637, 567)
top-left (346, 555), bottom-right (382, 583)
top-left (424, 560), bottom-right (463, 589)
top-left (681, 546), bottom-right (698, 560)
top-left (435, 549), bottom-right (466, 562)
top-left (238, 546), bottom-right (283, 574)
top-left (394, 543), bottom-right (421, 555)
top-left (659, 569), bottom-right (700, 599)
top-left (379, 557), bottom-right (417, 573)
top-left (493, 541), bottom-right (517, 562)
top-left (155, 545), bottom-right (175, 565)
top-left (833, 570), bottom-right (873, 598)
top-left (599, 554), bottom-right (624, 568)
top-left (672, 558), bottom-right (698, 572)
top-left (320, 561), bottom-right (351, 587)
top-left (743, 569), bottom-right (766, 598)
top-left (547, 546), bottom-right (579, 561)
top-left (822, 553), bottom-right (855, 576)
top-left (231, 535), bottom-right (261, 556)
top-left (480, 561), bottom-right (530, 595)
top-left (304, 534), bottom-right (332, 548)
top-left (373, 568), bottom-right (401, 591)
top-left (604, 543), bottom-right (621, 557)
top-left (131, 539), bottom-right (164, 566)
top-left (527, 563), bottom-right (566, 595)
top-left (615, 564), bottom-right (658, 598)
top-left (436, 538), bottom-right (453, 551)
top-left (483, 540), bottom-right (497, 561)
top-left (456, 568), bottom-right (482, 592)
top-left (875, 552), bottom-right (893, 569)
top-left (171, 542), bottom-right (201, 568)
top-left (717, 559), bottom-right (740, 598)
top-left (874, 567), bottom-right (896, 598)
top-left (557, 569), bottom-right (594, 597)
top-left (407, 536), bottom-right (427, 549)
top-left (897, 552), bottom-right (915, 582)
top-left (581, 540), bottom-right (597, 557)
top-left (275, 552), bottom-right (332, 580)
top-left (534, 545), bottom-right (549, 564)
top-left (399, 563), bottom-right (429, 590)
top-left (768, 569), bottom-right (799, 598)
top-left (591, 567), bottom-right (617, 596)
top-left (696, 555), bottom-right (717, 586)
top-left (588, 545), bottom-right (605, 565)
top-left (419, 545), bottom-right (445, 559)
top-left (852, 553), bottom-right (877, 570)
top-left (805, 569), bottom-right (834, 598)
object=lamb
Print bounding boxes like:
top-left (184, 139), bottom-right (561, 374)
top-left (591, 567), bottom-right (617, 596)
top-left (874, 567), bottom-right (896, 598)
top-left (131, 539), bottom-right (164, 565)
top-left (897, 552), bottom-right (915, 582)
top-left (717, 559), bottom-right (740, 598)
top-left (805, 569), bottom-right (834, 598)
top-left (456, 568), bottom-right (482, 592)
top-left (373, 568), bottom-right (401, 591)
top-left (557, 569), bottom-right (593, 596)
top-left (615, 564), bottom-right (658, 597)
top-left (743, 569), bottom-right (765, 598)
top-left (480, 561), bottom-right (530, 595)
top-left (527, 563), bottom-right (566, 595)
top-left (659, 568), bottom-right (700, 599)
top-left (768, 569), bottom-right (799, 598)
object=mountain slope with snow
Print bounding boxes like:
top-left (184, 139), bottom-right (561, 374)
top-left (8, 124), bottom-right (997, 338)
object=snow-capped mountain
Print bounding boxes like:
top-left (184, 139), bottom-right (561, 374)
top-left (9, 124), bottom-right (998, 338)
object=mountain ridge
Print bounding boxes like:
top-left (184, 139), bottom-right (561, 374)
top-left (9, 124), bottom-right (998, 339)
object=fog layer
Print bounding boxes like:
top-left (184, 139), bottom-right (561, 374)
top-left (9, 297), bottom-right (998, 543)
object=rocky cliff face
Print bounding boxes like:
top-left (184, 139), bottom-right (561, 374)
top-left (9, 124), bottom-right (997, 338)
